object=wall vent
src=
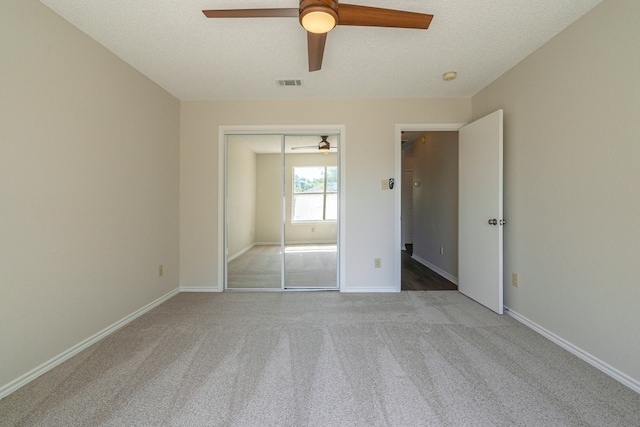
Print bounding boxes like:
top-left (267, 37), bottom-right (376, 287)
top-left (276, 79), bottom-right (303, 87)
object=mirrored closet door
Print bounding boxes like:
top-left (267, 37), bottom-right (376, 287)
top-left (225, 133), bottom-right (339, 290)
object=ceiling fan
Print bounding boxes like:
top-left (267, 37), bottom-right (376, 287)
top-left (202, 1), bottom-right (433, 72)
top-left (291, 135), bottom-right (336, 152)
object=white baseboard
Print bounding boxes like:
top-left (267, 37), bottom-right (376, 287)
top-left (284, 240), bottom-right (337, 245)
top-left (505, 307), bottom-right (640, 394)
top-left (411, 255), bottom-right (458, 285)
top-left (180, 286), bottom-right (221, 292)
top-left (341, 287), bottom-right (399, 293)
top-left (0, 288), bottom-right (180, 400)
top-left (254, 241), bottom-right (337, 246)
top-left (227, 243), bottom-right (255, 262)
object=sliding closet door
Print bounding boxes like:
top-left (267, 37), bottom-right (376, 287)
top-left (283, 135), bottom-right (339, 289)
top-left (225, 133), bottom-right (339, 290)
top-left (226, 135), bottom-right (283, 289)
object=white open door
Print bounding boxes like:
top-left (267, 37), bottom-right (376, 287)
top-left (458, 110), bottom-right (504, 314)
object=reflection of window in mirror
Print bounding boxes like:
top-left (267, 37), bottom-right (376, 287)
top-left (292, 166), bottom-right (337, 222)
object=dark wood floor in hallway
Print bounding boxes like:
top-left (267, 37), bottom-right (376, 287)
top-left (401, 250), bottom-right (458, 291)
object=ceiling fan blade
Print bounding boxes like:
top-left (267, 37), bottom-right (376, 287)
top-left (337, 4), bottom-right (433, 29)
top-left (307, 32), bottom-right (327, 72)
top-left (202, 8), bottom-right (299, 18)
top-left (291, 145), bottom-right (319, 150)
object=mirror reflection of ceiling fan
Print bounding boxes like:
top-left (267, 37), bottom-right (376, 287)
top-left (202, 1), bottom-right (433, 72)
top-left (291, 135), bottom-right (336, 152)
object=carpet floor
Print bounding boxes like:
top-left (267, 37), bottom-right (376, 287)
top-left (1, 292), bottom-right (639, 426)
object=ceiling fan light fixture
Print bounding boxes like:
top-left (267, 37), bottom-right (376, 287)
top-left (300, 4), bottom-right (337, 34)
top-left (318, 135), bottom-right (331, 152)
top-left (204, 1), bottom-right (433, 72)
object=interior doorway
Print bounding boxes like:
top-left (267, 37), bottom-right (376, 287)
top-left (396, 112), bottom-right (504, 313)
top-left (221, 127), bottom-right (345, 291)
top-left (395, 124), bottom-right (465, 291)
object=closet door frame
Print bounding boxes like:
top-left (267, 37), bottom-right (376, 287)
top-left (218, 124), bottom-right (346, 292)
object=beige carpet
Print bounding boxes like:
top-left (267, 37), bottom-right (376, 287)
top-left (228, 244), bottom-right (337, 289)
top-left (1, 291), bottom-right (639, 426)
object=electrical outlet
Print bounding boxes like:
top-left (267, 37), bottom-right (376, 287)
top-left (158, 264), bottom-right (163, 277)
top-left (374, 258), bottom-right (382, 268)
top-left (512, 272), bottom-right (519, 288)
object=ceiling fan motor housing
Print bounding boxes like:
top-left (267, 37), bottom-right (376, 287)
top-left (299, 0), bottom-right (339, 33)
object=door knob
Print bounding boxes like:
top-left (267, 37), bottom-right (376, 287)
top-left (488, 219), bottom-right (498, 225)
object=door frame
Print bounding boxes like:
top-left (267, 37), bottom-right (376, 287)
top-left (218, 124), bottom-right (347, 292)
top-left (394, 123), bottom-right (466, 291)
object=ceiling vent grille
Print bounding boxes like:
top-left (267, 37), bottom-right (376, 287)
top-left (276, 79), bottom-right (303, 87)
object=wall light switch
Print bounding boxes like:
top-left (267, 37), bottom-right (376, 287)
top-left (381, 180), bottom-right (388, 190)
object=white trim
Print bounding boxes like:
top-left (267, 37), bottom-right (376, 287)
top-left (341, 287), bottom-right (400, 293)
top-left (180, 287), bottom-right (221, 292)
top-left (0, 288), bottom-right (180, 400)
top-left (505, 307), bottom-right (640, 394)
top-left (394, 123), bottom-right (467, 292)
top-left (411, 254), bottom-right (458, 285)
top-left (227, 243), bottom-right (255, 262)
top-left (218, 126), bottom-right (226, 293)
top-left (289, 221), bottom-right (338, 225)
top-left (284, 240), bottom-right (337, 245)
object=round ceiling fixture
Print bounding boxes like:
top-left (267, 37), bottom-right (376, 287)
top-left (299, 1), bottom-right (338, 34)
top-left (443, 71), bottom-right (457, 81)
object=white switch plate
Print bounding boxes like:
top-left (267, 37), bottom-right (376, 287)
top-left (381, 180), bottom-right (388, 190)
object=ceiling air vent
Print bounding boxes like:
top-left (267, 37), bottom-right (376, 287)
top-left (276, 79), bottom-right (303, 87)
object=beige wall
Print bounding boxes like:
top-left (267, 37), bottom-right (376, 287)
top-left (255, 154), bottom-right (281, 244)
top-left (227, 138), bottom-right (256, 258)
top-left (1, 1), bottom-right (180, 390)
top-left (410, 132), bottom-right (459, 280)
top-left (180, 99), bottom-right (471, 291)
top-left (472, 0), bottom-right (640, 382)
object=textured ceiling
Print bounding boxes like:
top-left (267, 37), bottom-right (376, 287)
top-left (39, 0), bottom-right (603, 101)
